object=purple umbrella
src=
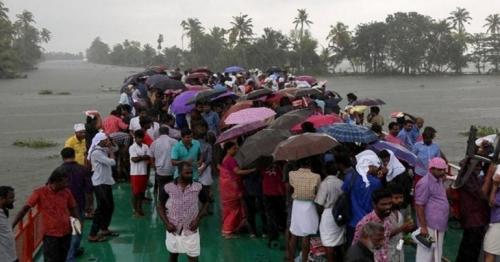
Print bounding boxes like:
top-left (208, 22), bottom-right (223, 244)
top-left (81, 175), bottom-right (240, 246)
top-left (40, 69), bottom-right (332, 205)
top-left (367, 140), bottom-right (420, 167)
top-left (215, 121), bottom-right (268, 144)
top-left (170, 90), bottom-right (199, 114)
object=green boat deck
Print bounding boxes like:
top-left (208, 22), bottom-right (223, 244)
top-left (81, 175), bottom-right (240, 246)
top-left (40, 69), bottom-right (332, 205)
top-left (36, 180), bottom-right (462, 261)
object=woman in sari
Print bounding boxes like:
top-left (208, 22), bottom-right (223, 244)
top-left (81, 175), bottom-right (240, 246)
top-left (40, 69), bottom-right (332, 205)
top-left (219, 142), bottom-right (256, 238)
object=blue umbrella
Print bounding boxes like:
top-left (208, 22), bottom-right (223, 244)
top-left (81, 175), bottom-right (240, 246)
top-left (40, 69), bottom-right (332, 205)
top-left (170, 90), bottom-right (199, 114)
top-left (224, 66), bottom-right (244, 74)
top-left (367, 140), bottom-right (420, 167)
top-left (319, 123), bottom-right (378, 144)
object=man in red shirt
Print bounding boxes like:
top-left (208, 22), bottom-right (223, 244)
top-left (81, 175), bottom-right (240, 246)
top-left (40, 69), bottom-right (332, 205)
top-left (385, 122), bottom-right (404, 146)
top-left (261, 162), bottom-right (286, 247)
top-left (13, 167), bottom-right (80, 262)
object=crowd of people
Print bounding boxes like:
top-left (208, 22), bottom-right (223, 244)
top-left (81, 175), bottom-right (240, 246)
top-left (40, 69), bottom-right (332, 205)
top-left (1, 67), bottom-right (500, 262)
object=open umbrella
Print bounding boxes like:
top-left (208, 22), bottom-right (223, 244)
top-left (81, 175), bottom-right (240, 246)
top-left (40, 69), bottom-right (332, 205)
top-left (224, 66), bottom-right (245, 74)
top-left (235, 129), bottom-right (291, 167)
top-left (352, 98), bottom-right (386, 106)
top-left (186, 89), bottom-right (226, 105)
top-left (225, 107), bottom-right (276, 126)
top-left (367, 140), bottom-right (419, 167)
top-left (215, 121), bottom-right (268, 144)
top-left (151, 78), bottom-right (186, 92)
top-left (211, 91), bottom-right (239, 102)
top-left (296, 75), bottom-right (317, 85)
top-left (190, 67), bottom-right (212, 75)
top-left (268, 109), bottom-right (314, 130)
top-left (319, 123), bottom-right (379, 144)
top-left (294, 88), bottom-right (322, 98)
top-left (245, 88), bottom-right (273, 100)
top-left (278, 88), bottom-right (299, 97)
top-left (266, 67), bottom-right (283, 74)
top-left (170, 90), bottom-right (199, 114)
top-left (273, 133), bottom-right (339, 161)
top-left (290, 114), bottom-right (343, 133)
top-left (145, 74), bottom-right (169, 88)
top-left (221, 100), bottom-right (253, 125)
top-left (186, 72), bottom-right (209, 81)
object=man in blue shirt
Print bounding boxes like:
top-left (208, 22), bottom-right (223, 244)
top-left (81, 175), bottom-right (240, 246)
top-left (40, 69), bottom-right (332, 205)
top-left (336, 152), bottom-right (382, 245)
top-left (171, 129), bottom-right (202, 180)
top-left (397, 120), bottom-right (416, 149)
top-left (412, 126), bottom-right (445, 177)
top-left (201, 103), bottom-right (220, 135)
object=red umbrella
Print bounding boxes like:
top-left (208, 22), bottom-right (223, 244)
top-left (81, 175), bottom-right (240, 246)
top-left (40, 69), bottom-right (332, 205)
top-left (296, 75), bottom-right (317, 85)
top-left (291, 114), bottom-right (343, 133)
top-left (215, 121), bottom-right (268, 144)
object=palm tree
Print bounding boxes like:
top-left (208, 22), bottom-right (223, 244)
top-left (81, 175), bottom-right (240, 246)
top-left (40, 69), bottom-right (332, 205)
top-left (180, 18), bottom-right (204, 50)
top-left (326, 22), bottom-right (350, 50)
top-left (0, 1), bottom-right (9, 20)
top-left (157, 34), bottom-right (163, 51)
top-left (484, 14), bottom-right (500, 35)
top-left (229, 13), bottom-right (253, 46)
top-left (293, 9), bottom-right (313, 71)
top-left (40, 28), bottom-right (50, 43)
top-left (15, 10), bottom-right (35, 28)
top-left (448, 7), bottom-right (471, 35)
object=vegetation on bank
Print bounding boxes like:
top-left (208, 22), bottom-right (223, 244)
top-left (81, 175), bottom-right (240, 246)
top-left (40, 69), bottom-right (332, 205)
top-left (42, 52), bottom-right (84, 61)
top-left (86, 8), bottom-right (500, 75)
top-left (38, 89), bottom-right (71, 95)
top-left (0, 1), bottom-right (51, 78)
top-left (13, 138), bottom-right (58, 149)
top-left (460, 126), bottom-right (499, 137)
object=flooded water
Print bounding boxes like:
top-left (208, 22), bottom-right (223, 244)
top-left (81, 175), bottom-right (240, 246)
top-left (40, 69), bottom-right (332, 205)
top-left (1, 60), bottom-right (499, 210)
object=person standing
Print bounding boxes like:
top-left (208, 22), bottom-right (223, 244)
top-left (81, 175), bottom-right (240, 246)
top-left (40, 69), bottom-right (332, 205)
top-left (412, 127), bottom-right (445, 185)
top-left (157, 162), bottom-right (209, 262)
top-left (314, 158), bottom-right (345, 262)
top-left (171, 129), bottom-right (202, 181)
top-left (387, 184), bottom-right (414, 262)
top-left (201, 103), bottom-right (220, 135)
top-left (384, 122), bottom-right (403, 146)
top-left (414, 157), bottom-right (449, 262)
top-left (397, 120), bottom-right (416, 149)
top-left (345, 222), bottom-right (385, 262)
top-left (64, 123), bottom-right (87, 166)
top-left (88, 133), bottom-right (118, 242)
top-left (367, 106), bottom-right (384, 127)
top-left (60, 148), bottom-right (92, 261)
top-left (129, 130), bottom-right (152, 217)
top-left (150, 126), bottom-right (177, 197)
top-left (13, 169), bottom-right (80, 262)
top-left (483, 165), bottom-right (500, 262)
top-left (287, 158), bottom-right (321, 262)
top-left (261, 162), bottom-right (286, 247)
top-left (0, 186), bottom-right (16, 262)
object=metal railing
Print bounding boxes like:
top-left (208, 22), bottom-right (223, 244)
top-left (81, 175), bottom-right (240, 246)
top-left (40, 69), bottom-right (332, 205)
top-left (15, 206), bottom-right (43, 262)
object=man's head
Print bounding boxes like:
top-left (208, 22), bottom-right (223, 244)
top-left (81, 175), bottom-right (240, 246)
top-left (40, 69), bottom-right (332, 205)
top-left (195, 102), bottom-right (204, 112)
top-left (388, 122), bottom-right (400, 136)
top-left (388, 184), bottom-right (405, 210)
top-left (429, 157), bottom-right (447, 179)
top-left (370, 106), bottom-right (380, 115)
top-left (422, 126), bottom-right (436, 145)
top-left (347, 93), bottom-right (357, 103)
top-left (60, 147), bottom-right (76, 162)
top-left (0, 186), bottom-right (15, 212)
top-left (403, 119), bottom-right (414, 132)
top-left (139, 116), bottom-right (153, 131)
top-left (134, 129), bottom-right (145, 145)
top-left (181, 129), bottom-right (193, 145)
top-left (178, 161), bottom-right (193, 182)
top-left (359, 222), bottom-right (385, 251)
top-left (377, 150), bottom-right (391, 167)
top-left (159, 125), bottom-right (170, 136)
top-left (47, 166), bottom-right (69, 192)
top-left (415, 117), bottom-right (424, 129)
top-left (372, 188), bottom-right (393, 219)
top-left (73, 123), bottom-right (86, 141)
top-left (136, 107), bottom-right (148, 118)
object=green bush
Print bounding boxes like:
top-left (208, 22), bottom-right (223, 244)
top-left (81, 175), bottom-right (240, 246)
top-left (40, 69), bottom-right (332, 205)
top-left (13, 138), bottom-right (58, 149)
top-left (38, 89), bottom-right (53, 95)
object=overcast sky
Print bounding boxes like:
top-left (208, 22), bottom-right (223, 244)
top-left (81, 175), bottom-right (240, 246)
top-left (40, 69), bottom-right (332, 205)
top-left (4, 0), bottom-right (499, 53)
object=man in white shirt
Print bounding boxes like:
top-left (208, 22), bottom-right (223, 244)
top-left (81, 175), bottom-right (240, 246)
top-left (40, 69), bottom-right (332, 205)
top-left (150, 126), bottom-right (178, 197)
top-left (129, 130), bottom-right (152, 217)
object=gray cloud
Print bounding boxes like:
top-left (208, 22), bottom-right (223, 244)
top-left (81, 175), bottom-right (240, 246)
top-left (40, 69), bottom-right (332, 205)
top-left (4, 0), bottom-right (498, 53)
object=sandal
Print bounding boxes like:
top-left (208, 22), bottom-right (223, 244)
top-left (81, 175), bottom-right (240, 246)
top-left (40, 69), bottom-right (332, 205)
top-left (88, 235), bottom-right (106, 242)
top-left (100, 230), bottom-right (120, 237)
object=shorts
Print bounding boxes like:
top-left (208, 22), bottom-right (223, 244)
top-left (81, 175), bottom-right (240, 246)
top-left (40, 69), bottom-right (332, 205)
top-left (165, 230), bottom-right (200, 257)
top-left (484, 223), bottom-right (500, 255)
top-left (130, 175), bottom-right (148, 196)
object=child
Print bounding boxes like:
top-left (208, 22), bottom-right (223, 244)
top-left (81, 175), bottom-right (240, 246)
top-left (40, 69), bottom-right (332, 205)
top-left (387, 184), bottom-right (414, 262)
top-left (129, 130), bottom-right (151, 217)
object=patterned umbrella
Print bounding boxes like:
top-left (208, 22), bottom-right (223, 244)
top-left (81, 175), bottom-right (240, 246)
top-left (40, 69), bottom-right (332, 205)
top-left (215, 121), bottom-right (268, 144)
top-left (291, 114), bottom-right (343, 133)
top-left (319, 123), bottom-right (379, 144)
top-left (273, 133), bottom-right (339, 161)
top-left (235, 129), bottom-right (291, 167)
top-left (224, 107), bottom-right (276, 126)
top-left (170, 90), bottom-right (199, 114)
top-left (352, 98), bottom-right (386, 106)
top-left (367, 140), bottom-right (420, 167)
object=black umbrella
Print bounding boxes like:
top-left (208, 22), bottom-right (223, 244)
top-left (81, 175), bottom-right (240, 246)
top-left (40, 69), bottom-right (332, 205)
top-left (235, 129), bottom-right (291, 168)
top-left (186, 89), bottom-right (227, 105)
top-left (267, 108), bottom-right (313, 130)
top-left (151, 78), bottom-right (186, 92)
top-left (245, 88), bottom-right (273, 100)
top-left (294, 88), bottom-right (322, 98)
top-left (266, 66), bottom-right (283, 74)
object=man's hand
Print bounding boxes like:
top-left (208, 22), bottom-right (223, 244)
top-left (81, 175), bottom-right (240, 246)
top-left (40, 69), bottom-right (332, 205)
top-left (420, 226), bottom-right (429, 237)
top-left (189, 218), bottom-right (200, 232)
top-left (165, 222), bottom-right (176, 234)
top-left (401, 221), bottom-right (415, 233)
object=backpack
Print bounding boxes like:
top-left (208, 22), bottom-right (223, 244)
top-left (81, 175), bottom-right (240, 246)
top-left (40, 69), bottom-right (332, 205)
top-left (332, 173), bottom-right (357, 226)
